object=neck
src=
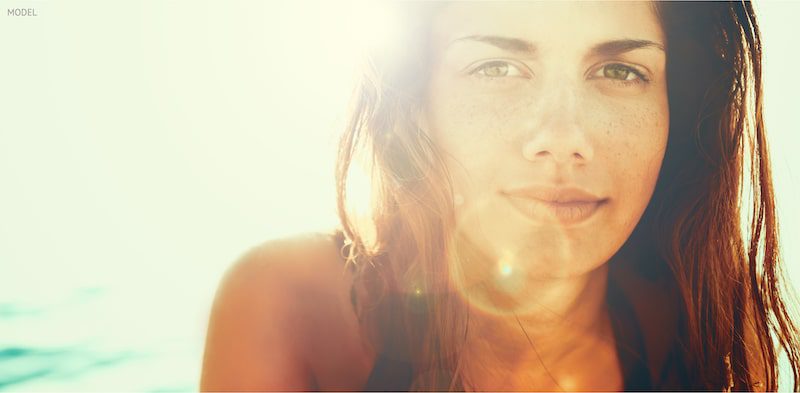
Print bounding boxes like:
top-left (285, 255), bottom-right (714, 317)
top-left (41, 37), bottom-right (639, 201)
top-left (466, 264), bottom-right (612, 354)
top-left (449, 237), bottom-right (619, 390)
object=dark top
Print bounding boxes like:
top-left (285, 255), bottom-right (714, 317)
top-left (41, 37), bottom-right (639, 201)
top-left (332, 229), bottom-right (689, 391)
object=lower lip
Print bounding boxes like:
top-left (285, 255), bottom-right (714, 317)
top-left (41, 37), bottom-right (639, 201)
top-left (503, 196), bottom-right (607, 226)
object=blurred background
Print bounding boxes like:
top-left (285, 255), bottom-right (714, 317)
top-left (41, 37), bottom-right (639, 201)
top-left (0, 0), bottom-right (798, 391)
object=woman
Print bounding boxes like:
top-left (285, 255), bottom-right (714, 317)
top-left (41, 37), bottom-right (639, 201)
top-left (200, 2), bottom-right (800, 391)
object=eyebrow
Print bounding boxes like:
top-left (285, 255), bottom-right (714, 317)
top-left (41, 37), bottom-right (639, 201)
top-left (446, 35), bottom-right (665, 57)
top-left (591, 39), bottom-right (665, 56)
top-left (448, 35), bottom-right (536, 54)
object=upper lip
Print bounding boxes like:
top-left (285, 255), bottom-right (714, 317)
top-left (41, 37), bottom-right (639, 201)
top-left (501, 185), bottom-right (606, 204)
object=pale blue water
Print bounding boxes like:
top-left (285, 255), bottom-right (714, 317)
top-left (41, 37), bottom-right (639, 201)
top-left (0, 282), bottom-right (213, 392)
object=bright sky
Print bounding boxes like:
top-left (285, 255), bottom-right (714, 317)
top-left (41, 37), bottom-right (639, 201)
top-left (0, 1), bottom-right (798, 390)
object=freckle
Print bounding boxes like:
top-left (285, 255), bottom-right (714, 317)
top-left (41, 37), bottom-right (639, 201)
top-left (637, 115), bottom-right (648, 129)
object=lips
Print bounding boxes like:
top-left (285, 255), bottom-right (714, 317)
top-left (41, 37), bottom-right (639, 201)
top-left (502, 185), bottom-right (605, 204)
top-left (501, 185), bottom-right (608, 225)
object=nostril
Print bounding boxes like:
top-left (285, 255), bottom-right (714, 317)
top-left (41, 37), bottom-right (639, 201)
top-left (522, 148), bottom-right (548, 161)
top-left (521, 140), bottom-right (593, 164)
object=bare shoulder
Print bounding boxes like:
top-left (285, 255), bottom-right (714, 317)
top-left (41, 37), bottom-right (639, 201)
top-left (200, 230), bottom-right (375, 392)
top-left (220, 231), bottom-right (347, 291)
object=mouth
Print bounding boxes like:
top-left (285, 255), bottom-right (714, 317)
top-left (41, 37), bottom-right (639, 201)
top-left (500, 186), bottom-right (609, 226)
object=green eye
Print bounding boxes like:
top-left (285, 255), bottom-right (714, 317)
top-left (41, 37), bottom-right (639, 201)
top-left (601, 63), bottom-right (647, 83)
top-left (481, 62), bottom-right (509, 77)
top-left (471, 60), bottom-right (525, 78)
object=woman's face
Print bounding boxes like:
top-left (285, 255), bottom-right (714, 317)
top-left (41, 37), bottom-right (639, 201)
top-left (422, 2), bottom-right (668, 283)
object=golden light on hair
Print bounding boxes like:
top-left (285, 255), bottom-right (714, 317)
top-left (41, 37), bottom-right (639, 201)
top-left (344, 154), bottom-right (377, 251)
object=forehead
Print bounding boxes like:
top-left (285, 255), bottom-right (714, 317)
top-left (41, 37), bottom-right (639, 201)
top-left (430, 1), bottom-right (664, 53)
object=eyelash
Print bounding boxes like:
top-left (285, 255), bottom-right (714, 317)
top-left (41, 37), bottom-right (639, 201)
top-left (468, 61), bottom-right (650, 87)
top-left (597, 63), bottom-right (650, 86)
top-left (469, 60), bottom-right (529, 80)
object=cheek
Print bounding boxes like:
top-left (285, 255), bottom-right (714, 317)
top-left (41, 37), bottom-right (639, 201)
top-left (603, 102), bottom-right (668, 224)
top-left (426, 73), bottom-right (530, 150)
top-left (430, 98), bottom-right (518, 152)
top-left (427, 97), bottom-right (523, 199)
top-left (617, 105), bottom-right (667, 180)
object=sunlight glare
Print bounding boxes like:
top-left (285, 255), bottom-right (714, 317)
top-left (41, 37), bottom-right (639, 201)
top-left (345, 157), bottom-right (377, 250)
top-left (316, 0), bottom-right (405, 72)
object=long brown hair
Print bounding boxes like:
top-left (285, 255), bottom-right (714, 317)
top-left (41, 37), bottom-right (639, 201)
top-left (334, 2), bottom-right (800, 391)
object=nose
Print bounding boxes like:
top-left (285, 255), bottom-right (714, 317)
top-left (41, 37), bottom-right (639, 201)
top-left (520, 83), bottom-right (594, 165)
